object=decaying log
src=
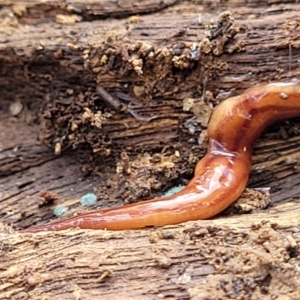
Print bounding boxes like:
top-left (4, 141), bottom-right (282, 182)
top-left (1, 0), bottom-right (300, 299)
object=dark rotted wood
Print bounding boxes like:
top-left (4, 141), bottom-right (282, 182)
top-left (1, 1), bottom-right (300, 299)
top-left (1, 0), bottom-right (179, 23)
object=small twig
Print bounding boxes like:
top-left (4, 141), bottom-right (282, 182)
top-left (97, 86), bottom-right (159, 123)
top-left (96, 86), bottom-right (126, 111)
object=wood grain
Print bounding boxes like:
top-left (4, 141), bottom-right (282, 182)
top-left (1, 0), bottom-right (300, 299)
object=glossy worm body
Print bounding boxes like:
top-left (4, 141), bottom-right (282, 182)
top-left (20, 81), bottom-right (300, 233)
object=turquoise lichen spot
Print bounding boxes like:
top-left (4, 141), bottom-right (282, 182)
top-left (163, 185), bottom-right (185, 197)
top-left (53, 206), bottom-right (69, 216)
top-left (80, 193), bottom-right (97, 206)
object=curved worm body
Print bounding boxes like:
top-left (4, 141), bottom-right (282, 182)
top-left (21, 81), bottom-right (300, 233)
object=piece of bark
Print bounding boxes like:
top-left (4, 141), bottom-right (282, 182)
top-left (1, 207), bottom-right (300, 299)
top-left (1, 1), bottom-right (300, 299)
top-left (1, 0), bottom-right (179, 23)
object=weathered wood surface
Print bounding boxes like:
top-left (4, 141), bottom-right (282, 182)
top-left (2, 212), bottom-right (300, 300)
top-left (1, 0), bottom-right (300, 299)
